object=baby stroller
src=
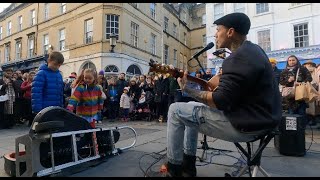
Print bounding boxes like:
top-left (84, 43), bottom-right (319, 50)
top-left (129, 91), bottom-right (154, 121)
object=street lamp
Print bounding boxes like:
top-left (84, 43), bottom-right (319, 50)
top-left (110, 33), bottom-right (117, 53)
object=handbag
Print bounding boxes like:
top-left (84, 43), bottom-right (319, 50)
top-left (305, 81), bottom-right (318, 103)
top-left (282, 68), bottom-right (300, 98)
top-left (295, 82), bottom-right (308, 101)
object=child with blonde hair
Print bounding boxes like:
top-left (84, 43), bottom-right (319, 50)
top-left (67, 68), bottom-right (104, 128)
top-left (120, 87), bottom-right (130, 122)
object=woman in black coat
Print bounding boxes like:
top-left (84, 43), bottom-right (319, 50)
top-left (279, 55), bottom-right (312, 117)
top-left (153, 74), bottom-right (169, 122)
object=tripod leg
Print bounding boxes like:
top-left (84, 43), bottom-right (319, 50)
top-left (252, 166), bottom-right (259, 177)
top-left (259, 166), bottom-right (270, 177)
top-left (236, 165), bottom-right (249, 177)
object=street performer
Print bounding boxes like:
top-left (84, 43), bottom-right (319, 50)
top-left (163, 13), bottom-right (282, 177)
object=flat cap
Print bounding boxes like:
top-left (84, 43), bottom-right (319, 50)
top-left (214, 13), bottom-right (251, 35)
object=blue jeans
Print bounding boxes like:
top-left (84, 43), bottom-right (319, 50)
top-left (167, 101), bottom-right (266, 165)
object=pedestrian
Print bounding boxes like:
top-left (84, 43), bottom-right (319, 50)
top-left (21, 71), bottom-right (36, 126)
top-left (119, 87), bottom-right (130, 122)
top-left (67, 68), bottom-right (104, 128)
top-left (31, 51), bottom-right (65, 117)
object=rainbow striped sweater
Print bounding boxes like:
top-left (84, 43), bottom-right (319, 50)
top-left (67, 84), bottom-right (104, 123)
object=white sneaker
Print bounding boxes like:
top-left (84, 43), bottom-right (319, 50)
top-left (98, 121), bottom-right (102, 124)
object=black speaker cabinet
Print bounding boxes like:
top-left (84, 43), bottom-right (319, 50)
top-left (274, 114), bottom-right (306, 156)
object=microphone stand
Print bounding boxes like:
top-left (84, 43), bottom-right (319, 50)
top-left (188, 56), bottom-right (206, 74)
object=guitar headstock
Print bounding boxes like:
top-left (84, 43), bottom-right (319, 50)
top-left (149, 59), bottom-right (181, 78)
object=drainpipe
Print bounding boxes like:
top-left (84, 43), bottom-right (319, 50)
top-left (35, 3), bottom-right (39, 61)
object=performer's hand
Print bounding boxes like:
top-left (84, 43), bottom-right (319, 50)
top-left (177, 70), bottom-right (188, 91)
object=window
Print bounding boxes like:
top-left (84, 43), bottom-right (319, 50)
top-left (173, 23), bottom-right (177, 38)
top-left (173, 49), bottom-right (177, 67)
top-left (130, 3), bottom-right (138, 8)
top-left (179, 53), bottom-right (183, 69)
top-left (7, 21), bottom-right (12, 36)
top-left (150, 33), bottom-right (156, 55)
top-left (31, 10), bottom-right (36, 25)
top-left (291, 3), bottom-right (303, 7)
top-left (214, 3), bottom-right (224, 21)
top-left (31, 9), bottom-right (36, 26)
top-left (164, 16), bottom-right (168, 31)
top-left (234, 3), bottom-right (245, 13)
top-left (130, 22), bottom-right (139, 47)
top-left (18, 16), bottom-right (23, 31)
top-left (43, 34), bottom-right (49, 54)
top-left (85, 19), bottom-right (93, 44)
top-left (15, 40), bottom-right (22, 60)
top-left (256, 3), bottom-right (269, 14)
top-left (61, 3), bottom-right (66, 14)
top-left (0, 26), bottom-right (2, 40)
top-left (5, 44), bottom-right (10, 62)
top-left (44, 3), bottom-right (49, 20)
top-left (202, 34), bottom-right (206, 47)
top-left (150, 3), bottom-right (156, 20)
top-left (59, 29), bottom-right (65, 51)
top-left (28, 37), bottom-right (34, 58)
top-left (202, 14), bottom-right (206, 25)
top-left (257, 30), bottom-right (271, 52)
top-left (164, 45), bottom-right (169, 64)
top-left (294, 23), bottom-right (309, 48)
top-left (183, 32), bottom-right (187, 45)
top-left (106, 14), bottom-right (119, 40)
top-left (181, 10), bottom-right (187, 23)
top-left (105, 65), bottom-right (119, 73)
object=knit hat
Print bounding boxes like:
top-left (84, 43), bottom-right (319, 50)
top-left (269, 58), bottom-right (277, 64)
top-left (124, 87), bottom-right (130, 91)
top-left (98, 70), bottom-right (104, 75)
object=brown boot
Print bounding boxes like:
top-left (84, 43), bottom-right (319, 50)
top-left (181, 153), bottom-right (197, 177)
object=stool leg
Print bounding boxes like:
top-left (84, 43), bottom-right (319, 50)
top-left (252, 166), bottom-right (259, 177)
top-left (236, 165), bottom-right (249, 177)
top-left (258, 166), bottom-right (270, 177)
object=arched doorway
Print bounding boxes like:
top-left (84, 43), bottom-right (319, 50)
top-left (79, 61), bottom-right (96, 74)
top-left (104, 65), bottom-right (119, 80)
top-left (126, 64), bottom-right (142, 80)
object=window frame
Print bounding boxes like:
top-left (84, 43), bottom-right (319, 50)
top-left (130, 21), bottom-right (139, 47)
top-left (257, 29), bottom-right (271, 52)
top-left (44, 3), bottom-right (49, 20)
top-left (18, 16), bottom-right (23, 32)
top-left (150, 33), bottom-right (156, 55)
top-left (61, 3), bottom-right (67, 14)
top-left (150, 3), bottom-right (156, 20)
top-left (105, 14), bottom-right (119, 40)
top-left (43, 34), bottom-right (49, 54)
top-left (256, 3), bottom-right (269, 14)
top-left (15, 40), bottom-right (22, 60)
top-left (59, 28), bottom-right (66, 51)
top-left (31, 9), bottom-right (36, 26)
top-left (293, 23), bottom-right (309, 48)
top-left (85, 18), bottom-right (93, 44)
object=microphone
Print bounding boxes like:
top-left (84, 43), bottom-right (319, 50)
top-left (191, 42), bottom-right (214, 59)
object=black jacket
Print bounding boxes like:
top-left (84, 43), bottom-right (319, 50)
top-left (212, 41), bottom-right (282, 132)
top-left (273, 66), bottom-right (282, 86)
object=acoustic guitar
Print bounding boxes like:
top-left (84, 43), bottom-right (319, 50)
top-left (148, 59), bottom-right (221, 92)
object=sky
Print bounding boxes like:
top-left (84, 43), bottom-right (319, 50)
top-left (0, 3), bottom-right (11, 13)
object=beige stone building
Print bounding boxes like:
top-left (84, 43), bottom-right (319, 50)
top-left (0, 3), bottom-right (206, 79)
